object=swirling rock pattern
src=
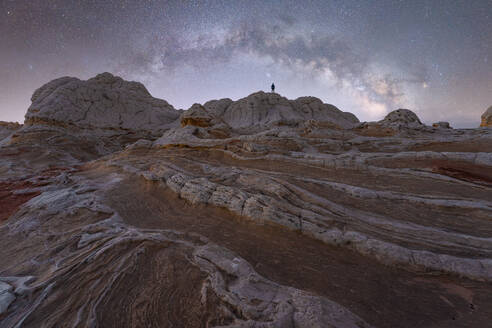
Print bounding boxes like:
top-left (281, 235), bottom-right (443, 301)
top-left (1, 73), bottom-right (492, 327)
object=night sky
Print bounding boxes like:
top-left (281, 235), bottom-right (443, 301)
top-left (1, 1), bottom-right (491, 127)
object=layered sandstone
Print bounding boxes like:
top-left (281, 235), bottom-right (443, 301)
top-left (481, 106), bottom-right (492, 127)
top-left (0, 121), bottom-right (21, 142)
top-left (1, 73), bottom-right (492, 327)
top-left (26, 72), bottom-right (179, 132)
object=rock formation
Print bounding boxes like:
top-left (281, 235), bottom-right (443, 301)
top-left (216, 92), bottom-right (359, 130)
top-left (480, 106), bottom-right (492, 127)
top-left (432, 121), bottom-right (451, 129)
top-left (26, 72), bottom-right (179, 132)
top-left (379, 108), bottom-right (423, 128)
top-left (0, 121), bottom-right (21, 142)
top-left (1, 73), bottom-right (492, 327)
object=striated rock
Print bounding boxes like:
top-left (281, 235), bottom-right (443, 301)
top-left (0, 121), bottom-right (21, 142)
top-left (480, 106), bottom-right (492, 127)
top-left (355, 108), bottom-right (425, 137)
top-left (180, 103), bottom-right (231, 139)
top-left (432, 121), bottom-right (451, 129)
top-left (2, 73), bottom-right (492, 327)
top-left (0, 281), bottom-right (15, 315)
top-left (203, 98), bottom-right (233, 117)
top-left (379, 108), bottom-right (423, 129)
top-left (2, 73), bottom-right (182, 175)
top-left (181, 103), bottom-right (215, 127)
top-left (219, 92), bottom-right (359, 130)
top-left (25, 72), bottom-right (180, 133)
top-left (353, 121), bottom-right (397, 137)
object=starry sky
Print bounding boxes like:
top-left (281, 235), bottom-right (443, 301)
top-left (1, 0), bottom-right (491, 127)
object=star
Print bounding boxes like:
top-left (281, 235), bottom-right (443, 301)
top-left (0, 1), bottom-right (490, 128)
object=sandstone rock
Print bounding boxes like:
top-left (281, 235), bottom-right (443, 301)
top-left (181, 103), bottom-right (215, 127)
top-left (219, 92), bottom-right (359, 130)
top-left (379, 108), bottom-right (423, 129)
top-left (354, 122), bottom-right (397, 137)
top-left (2, 73), bottom-right (492, 327)
top-left (432, 121), bottom-right (451, 129)
top-left (203, 98), bottom-right (233, 117)
top-left (25, 72), bottom-right (180, 133)
top-left (0, 281), bottom-right (15, 314)
top-left (0, 121), bottom-right (22, 142)
top-left (480, 106), bottom-right (492, 127)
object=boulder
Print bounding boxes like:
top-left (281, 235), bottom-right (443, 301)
top-left (379, 109), bottom-right (423, 129)
top-left (480, 106), bottom-right (492, 127)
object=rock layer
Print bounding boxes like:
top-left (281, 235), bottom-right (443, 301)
top-left (1, 73), bottom-right (492, 327)
top-left (0, 121), bottom-right (21, 142)
top-left (480, 106), bottom-right (492, 127)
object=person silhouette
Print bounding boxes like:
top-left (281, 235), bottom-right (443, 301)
top-left (271, 83), bottom-right (275, 93)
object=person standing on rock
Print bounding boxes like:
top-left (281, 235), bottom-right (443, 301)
top-left (271, 83), bottom-right (275, 93)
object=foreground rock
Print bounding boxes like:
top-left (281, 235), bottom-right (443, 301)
top-left (1, 73), bottom-right (492, 327)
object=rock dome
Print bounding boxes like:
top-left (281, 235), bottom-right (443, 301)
top-left (25, 72), bottom-right (180, 133)
top-left (217, 92), bottom-right (359, 130)
top-left (379, 109), bottom-right (423, 128)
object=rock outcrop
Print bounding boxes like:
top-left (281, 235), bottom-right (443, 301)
top-left (1, 73), bottom-right (492, 327)
top-left (181, 103), bottom-right (216, 127)
top-left (0, 121), bottom-right (21, 142)
top-left (25, 72), bottom-right (180, 133)
top-left (480, 106), bottom-right (492, 127)
top-left (379, 108), bottom-right (423, 128)
top-left (4, 73), bottom-right (182, 173)
top-left (432, 121), bottom-right (451, 129)
top-left (218, 92), bottom-right (359, 130)
top-left (355, 108), bottom-right (427, 137)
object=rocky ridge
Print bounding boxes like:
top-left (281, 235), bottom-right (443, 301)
top-left (0, 73), bottom-right (491, 327)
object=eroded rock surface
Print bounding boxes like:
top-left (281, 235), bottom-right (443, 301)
top-left (433, 121), bottom-right (451, 129)
top-left (26, 72), bottom-right (179, 132)
top-left (218, 92), bottom-right (359, 130)
top-left (1, 73), bottom-right (492, 328)
top-left (0, 122), bottom-right (21, 142)
top-left (481, 106), bottom-right (492, 127)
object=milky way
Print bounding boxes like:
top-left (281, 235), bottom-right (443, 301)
top-left (1, 0), bottom-right (491, 127)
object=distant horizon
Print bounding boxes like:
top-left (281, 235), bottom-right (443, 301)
top-left (0, 72), bottom-right (485, 129)
top-left (1, 1), bottom-right (490, 128)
